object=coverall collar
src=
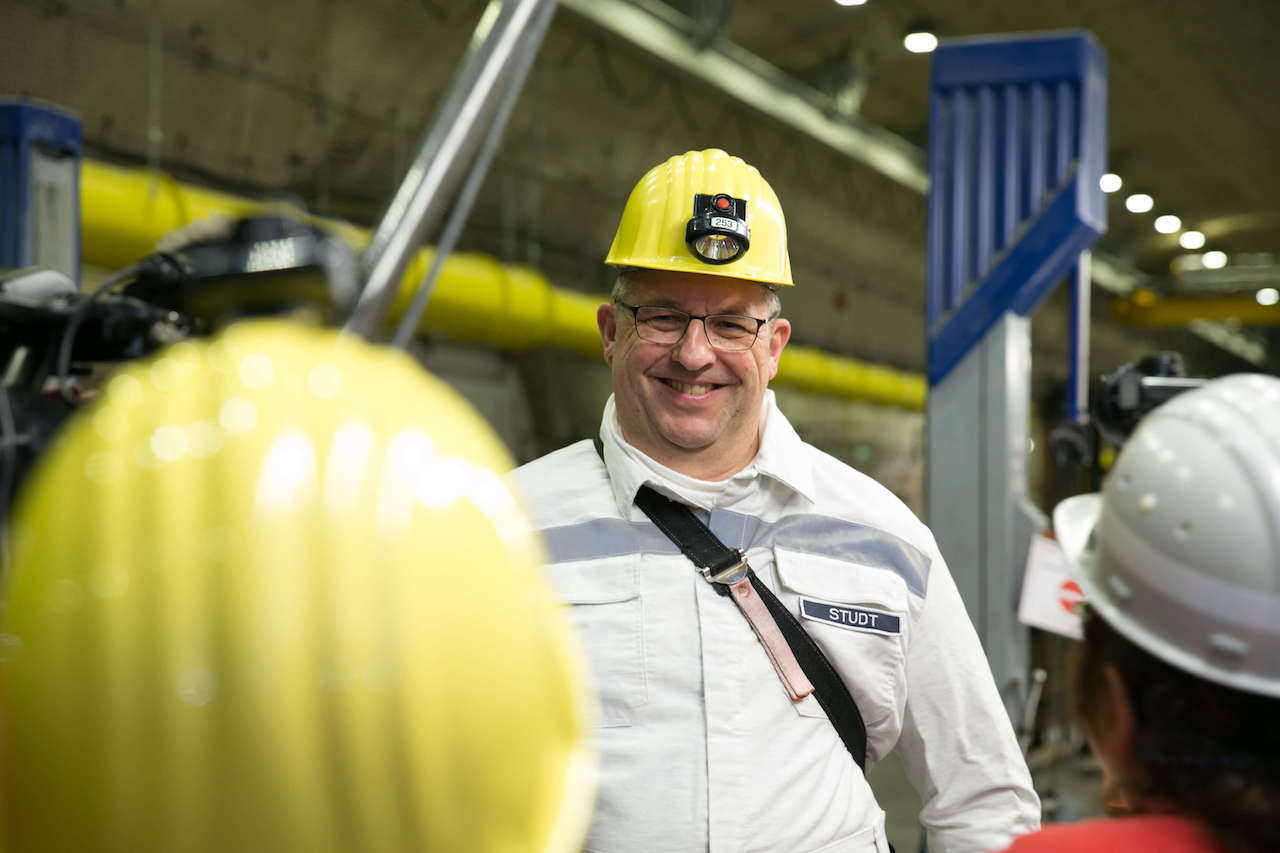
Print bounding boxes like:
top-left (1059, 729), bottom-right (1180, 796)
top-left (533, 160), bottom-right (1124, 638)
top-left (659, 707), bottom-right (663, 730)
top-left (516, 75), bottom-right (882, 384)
top-left (599, 391), bottom-right (816, 518)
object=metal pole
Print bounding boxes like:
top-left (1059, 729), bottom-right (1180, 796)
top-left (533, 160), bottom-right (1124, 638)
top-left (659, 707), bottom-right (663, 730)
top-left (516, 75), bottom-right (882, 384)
top-left (390, 16), bottom-right (545, 349)
top-left (1067, 250), bottom-right (1091, 423)
top-left (345, 0), bottom-right (558, 340)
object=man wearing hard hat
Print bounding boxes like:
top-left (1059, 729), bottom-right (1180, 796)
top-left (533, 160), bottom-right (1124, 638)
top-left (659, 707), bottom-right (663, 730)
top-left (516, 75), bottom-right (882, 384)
top-left (997, 374), bottom-right (1280, 853)
top-left (998, 376), bottom-right (1280, 850)
top-left (512, 149), bottom-right (1039, 852)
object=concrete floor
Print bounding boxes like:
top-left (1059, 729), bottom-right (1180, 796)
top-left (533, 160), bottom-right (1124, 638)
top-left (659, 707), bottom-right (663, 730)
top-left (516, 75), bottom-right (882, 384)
top-left (867, 748), bottom-right (1109, 852)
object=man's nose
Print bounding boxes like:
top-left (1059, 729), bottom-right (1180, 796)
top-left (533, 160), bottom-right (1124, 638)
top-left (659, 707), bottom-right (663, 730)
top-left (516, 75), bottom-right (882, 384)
top-left (672, 318), bottom-right (716, 369)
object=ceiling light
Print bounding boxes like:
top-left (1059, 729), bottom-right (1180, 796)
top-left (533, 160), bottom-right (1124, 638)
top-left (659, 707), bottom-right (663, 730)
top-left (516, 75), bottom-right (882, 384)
top-left (1202, 250), bottom-right (1228, 269)
top-left (1257, 288), bottom-right (1280, 306)
top-left (1099, 173), bottom-right (1122, 193)
top-left (1154, 214), bottom-right (1181, 234)
top-left (904, 31), bottom-right (938, 53)
top-left (834, 0), bottom-right (867, 5)
top-left (1124, 193), bottom-right (1154, 213)
top-left (1179, 230), bottom-right (1206, 250)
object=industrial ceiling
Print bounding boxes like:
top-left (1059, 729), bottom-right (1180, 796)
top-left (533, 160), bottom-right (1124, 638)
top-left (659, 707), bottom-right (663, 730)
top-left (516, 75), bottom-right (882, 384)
top-left (4, 0), bottom-right (1277, 390)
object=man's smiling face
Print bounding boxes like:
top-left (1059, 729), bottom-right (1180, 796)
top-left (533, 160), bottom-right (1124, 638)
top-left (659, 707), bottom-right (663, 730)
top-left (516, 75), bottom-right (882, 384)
top-left (597, 269), bottom-right (791, 480)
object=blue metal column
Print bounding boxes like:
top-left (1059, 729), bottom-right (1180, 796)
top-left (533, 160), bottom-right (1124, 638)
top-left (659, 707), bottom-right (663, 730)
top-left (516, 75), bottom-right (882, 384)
top-left (924, 32), bottom-right (1107, 718)
top-left (0, 99), bottom-right (82, 283)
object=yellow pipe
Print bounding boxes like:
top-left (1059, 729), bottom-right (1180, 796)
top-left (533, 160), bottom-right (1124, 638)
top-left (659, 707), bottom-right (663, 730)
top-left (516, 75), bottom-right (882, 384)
top-left (1115, 290), bottom-right (1280, 327)
top-left (80, 159), bottom-right (926, 409)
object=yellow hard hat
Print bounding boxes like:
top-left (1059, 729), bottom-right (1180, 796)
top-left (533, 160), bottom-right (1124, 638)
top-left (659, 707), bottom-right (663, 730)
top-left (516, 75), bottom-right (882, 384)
top-left (0, 321), bottom-right (595, 853)
top-left (605, 148), bottom-right (794, 286)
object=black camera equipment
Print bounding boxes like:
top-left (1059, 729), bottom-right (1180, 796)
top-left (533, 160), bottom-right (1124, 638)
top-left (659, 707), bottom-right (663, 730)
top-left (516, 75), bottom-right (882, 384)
top-left (1, 214), bottom-right (358, 524)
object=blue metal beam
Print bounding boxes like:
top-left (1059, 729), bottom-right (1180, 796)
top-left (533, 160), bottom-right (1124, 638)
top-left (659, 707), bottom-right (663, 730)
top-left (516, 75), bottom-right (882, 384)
top-left (925, 31), bottom-right (1107, 386)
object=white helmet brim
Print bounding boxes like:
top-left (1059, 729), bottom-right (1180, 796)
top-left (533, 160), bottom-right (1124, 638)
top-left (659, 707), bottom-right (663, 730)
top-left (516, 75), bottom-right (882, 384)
top-left (1053, 492), bottom-right (1103, 575)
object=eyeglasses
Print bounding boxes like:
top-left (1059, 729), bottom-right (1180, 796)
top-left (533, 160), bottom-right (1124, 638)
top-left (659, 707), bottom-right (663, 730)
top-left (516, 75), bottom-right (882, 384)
top-left (615, 301), bottom-right (769, 352)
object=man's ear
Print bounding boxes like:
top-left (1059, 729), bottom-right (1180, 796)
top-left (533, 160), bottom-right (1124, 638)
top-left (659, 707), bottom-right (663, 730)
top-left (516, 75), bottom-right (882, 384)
top-left (1102, 665), bottom-right (1136, 758)
top-left (597, 302), bottom-right (618, 366)
top-left (764, 318), bottom-right (791, 382)
top-left (1090, 664), bottom-right (1138, 812)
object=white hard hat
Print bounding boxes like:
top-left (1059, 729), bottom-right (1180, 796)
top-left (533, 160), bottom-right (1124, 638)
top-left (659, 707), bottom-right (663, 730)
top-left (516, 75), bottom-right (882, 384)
top-left (1054, 373), bottom-right (1280, 699)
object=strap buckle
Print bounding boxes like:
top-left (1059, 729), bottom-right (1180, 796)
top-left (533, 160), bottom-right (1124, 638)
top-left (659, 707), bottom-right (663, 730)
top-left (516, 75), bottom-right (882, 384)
top-left (701, 549), bottom-right (749, 586)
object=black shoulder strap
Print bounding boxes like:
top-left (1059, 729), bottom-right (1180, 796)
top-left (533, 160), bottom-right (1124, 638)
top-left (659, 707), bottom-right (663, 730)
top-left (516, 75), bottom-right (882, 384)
top-left (592, 438), bottom-right (868, 770)
top-left (743, 568), bottom-right (868, 770)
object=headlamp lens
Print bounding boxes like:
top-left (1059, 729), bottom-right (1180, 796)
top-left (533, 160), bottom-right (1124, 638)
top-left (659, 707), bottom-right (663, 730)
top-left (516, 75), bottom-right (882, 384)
top-left (692, 233), bottom-right (743, 262)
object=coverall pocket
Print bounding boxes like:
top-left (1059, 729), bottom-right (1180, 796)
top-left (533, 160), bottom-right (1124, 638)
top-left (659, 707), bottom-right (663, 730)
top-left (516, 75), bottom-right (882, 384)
top-left (545, 559), bottom-right (647, 727)
top-left (801, 818), bottom-right (890, 852)
top-left (773, 549), bottom-right (908, 738)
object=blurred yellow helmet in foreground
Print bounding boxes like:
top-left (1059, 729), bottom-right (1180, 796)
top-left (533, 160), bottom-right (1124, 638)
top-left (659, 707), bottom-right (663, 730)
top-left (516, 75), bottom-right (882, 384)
top-left (0, 321), bottom-right (594, 852)
top-left (605, 148), bottom-right (794, 287)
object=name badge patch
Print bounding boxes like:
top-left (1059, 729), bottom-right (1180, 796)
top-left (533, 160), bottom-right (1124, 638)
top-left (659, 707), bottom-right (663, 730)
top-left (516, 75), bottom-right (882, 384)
top-left (799, 598), bottom-right (901, 636)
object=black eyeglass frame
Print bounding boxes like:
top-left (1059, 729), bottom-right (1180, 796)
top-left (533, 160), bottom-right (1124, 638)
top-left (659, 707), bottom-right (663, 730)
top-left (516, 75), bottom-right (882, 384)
top-left (613, 300), bottom-right (772, 352)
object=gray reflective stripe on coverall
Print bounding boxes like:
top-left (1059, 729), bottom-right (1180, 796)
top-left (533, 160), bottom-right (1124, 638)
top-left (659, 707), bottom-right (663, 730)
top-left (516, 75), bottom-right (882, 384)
top-left (541, 509), bottom-right (930, 596)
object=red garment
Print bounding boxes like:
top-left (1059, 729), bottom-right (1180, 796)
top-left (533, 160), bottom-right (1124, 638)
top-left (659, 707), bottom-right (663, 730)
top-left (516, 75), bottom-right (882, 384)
top-left (994, 816), bottom-right (1223, 853)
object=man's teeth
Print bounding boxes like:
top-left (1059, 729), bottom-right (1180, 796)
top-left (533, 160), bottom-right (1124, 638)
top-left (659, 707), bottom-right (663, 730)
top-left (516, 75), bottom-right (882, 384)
top-left (668, 380), bottom-right (714, 395)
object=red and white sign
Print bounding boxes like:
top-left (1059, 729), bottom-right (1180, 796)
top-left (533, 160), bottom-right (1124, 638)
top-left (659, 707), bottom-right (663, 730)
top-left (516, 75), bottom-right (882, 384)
top-left (1017, 534), bottom-right (1084, 640)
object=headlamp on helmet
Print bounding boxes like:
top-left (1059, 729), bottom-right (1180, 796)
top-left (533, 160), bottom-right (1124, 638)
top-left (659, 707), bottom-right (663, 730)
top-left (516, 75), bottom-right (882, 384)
top-left (685, 193), bottom-right (750, 264)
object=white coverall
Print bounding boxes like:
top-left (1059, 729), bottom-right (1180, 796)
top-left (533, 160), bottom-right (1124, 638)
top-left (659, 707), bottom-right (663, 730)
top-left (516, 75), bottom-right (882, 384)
top-left (511, 392), bottom-right (1040, 853)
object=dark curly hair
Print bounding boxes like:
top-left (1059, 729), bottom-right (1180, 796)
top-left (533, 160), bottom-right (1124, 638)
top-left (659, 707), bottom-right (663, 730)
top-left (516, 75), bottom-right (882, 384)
top-left (1073, 608), bottom-right (1280, 853)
